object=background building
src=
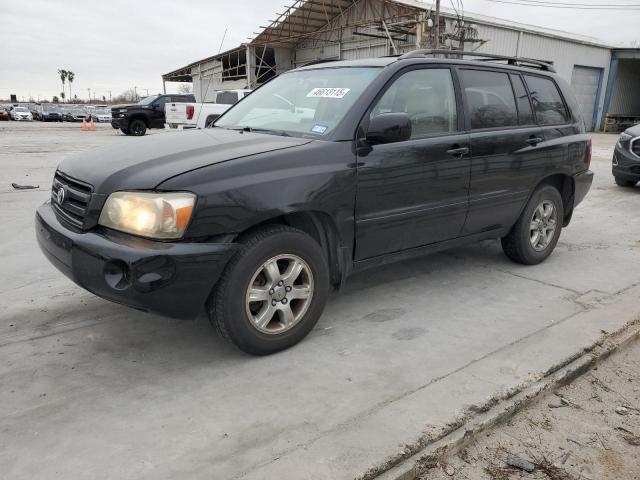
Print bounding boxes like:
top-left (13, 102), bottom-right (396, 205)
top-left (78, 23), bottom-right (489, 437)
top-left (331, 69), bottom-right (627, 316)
top-left (162, 0), bottom-right (640, 131)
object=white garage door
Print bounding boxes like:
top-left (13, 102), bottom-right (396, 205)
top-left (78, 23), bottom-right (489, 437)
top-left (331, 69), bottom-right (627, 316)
top-left (570, 66), bottom-right (602, 131)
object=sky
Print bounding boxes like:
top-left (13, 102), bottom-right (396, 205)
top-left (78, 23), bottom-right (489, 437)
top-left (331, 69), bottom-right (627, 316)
top-left (0, 0), bottom-right (638, 102)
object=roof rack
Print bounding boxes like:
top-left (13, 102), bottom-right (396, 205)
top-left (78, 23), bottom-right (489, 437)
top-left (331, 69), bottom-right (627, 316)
top-left (398, 49), bottom-right (556, 73)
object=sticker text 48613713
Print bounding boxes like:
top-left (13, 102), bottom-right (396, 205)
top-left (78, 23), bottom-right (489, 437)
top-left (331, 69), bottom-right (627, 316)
top-left (306, 88), bottom-right (350, 99)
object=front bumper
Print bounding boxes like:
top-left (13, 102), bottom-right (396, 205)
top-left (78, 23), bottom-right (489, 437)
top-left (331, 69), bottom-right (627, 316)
top-left (111, 117), bottom-right (128, 129)
top-left (613, 144), bottom-right (640, 182)
top-left (36, 202), bottom-right (236, 319)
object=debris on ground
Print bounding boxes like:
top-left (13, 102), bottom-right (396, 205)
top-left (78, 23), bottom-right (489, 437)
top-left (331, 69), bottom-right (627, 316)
top-left (421, 338), bottom-right (640, 480)
top-left (11, 182), bottom-right (39, 189)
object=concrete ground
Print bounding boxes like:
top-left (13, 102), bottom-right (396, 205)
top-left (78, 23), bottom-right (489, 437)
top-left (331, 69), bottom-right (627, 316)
top-left (1, 122), bottom-right (639, 480)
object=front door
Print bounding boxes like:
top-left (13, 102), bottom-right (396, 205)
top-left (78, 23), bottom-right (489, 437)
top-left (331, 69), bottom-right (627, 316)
top-left (355, 67), bottom-right (470, 260)
top-left (151, 96), bottom-right (171, 128)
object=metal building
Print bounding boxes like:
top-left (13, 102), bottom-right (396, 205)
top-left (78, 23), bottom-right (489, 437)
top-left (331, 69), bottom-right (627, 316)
top-left (161, 0), bottom-right (638, 131)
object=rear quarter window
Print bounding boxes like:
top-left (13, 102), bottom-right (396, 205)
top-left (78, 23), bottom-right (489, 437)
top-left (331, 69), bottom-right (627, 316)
top-left (524, 75), bottom-right (569, 125)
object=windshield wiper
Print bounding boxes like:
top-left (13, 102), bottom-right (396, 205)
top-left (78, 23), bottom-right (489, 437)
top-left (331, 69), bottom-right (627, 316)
top-left (231, 126), bottom-right (290, 137)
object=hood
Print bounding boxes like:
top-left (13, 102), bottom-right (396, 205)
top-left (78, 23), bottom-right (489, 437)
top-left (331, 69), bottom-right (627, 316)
top-left (625, 124), bottom-right (640, 137)
top-left (57, 128), bottom-right (313, 194)
top-left (111, 103), bottom-right (136, 110)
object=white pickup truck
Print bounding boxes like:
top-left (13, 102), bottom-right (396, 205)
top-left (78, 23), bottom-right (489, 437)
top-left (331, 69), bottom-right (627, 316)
top-left (165, 89), bottom-right (251, 129)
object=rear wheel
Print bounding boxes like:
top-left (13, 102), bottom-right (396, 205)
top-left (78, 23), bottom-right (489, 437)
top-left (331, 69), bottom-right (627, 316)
top-left (129, 119), bottom-right (147, 136)
top-left (614, 176), bottom-right (636, 187)
top-left (501, 184), bottom-right (564, 265)
top-left (209, 225), bottom-right (330, 355)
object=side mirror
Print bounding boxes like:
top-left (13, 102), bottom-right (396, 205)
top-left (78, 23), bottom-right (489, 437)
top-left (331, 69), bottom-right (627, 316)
top-left (366, 113), bottom-right (412, 144)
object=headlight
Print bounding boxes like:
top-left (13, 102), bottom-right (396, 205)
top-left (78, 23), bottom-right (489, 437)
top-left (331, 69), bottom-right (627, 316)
top-left (120, 109), bottom-right (127, 113)
top-left (618, 132), bottom-right (632, 149)
top-left (98, 191), bottom-right (196, 239)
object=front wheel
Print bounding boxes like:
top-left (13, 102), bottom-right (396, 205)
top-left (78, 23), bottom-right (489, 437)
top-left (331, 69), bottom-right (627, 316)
top-left (615, 176), bottom-right (637, 187)
top-left (209, 225), bottom-right (330, 355)
top-left (129, 119), bottom-right (147, 136)
top-left (501, 184), bottom-right (564, 265)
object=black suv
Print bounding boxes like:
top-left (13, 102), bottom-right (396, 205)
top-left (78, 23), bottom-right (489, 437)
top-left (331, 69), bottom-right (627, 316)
top-left (613, 124), bottom-right (640, 187)
top-left (111, 93), bottom-right (195, 136)
top-left (36, 50), bottom-right (593, 355)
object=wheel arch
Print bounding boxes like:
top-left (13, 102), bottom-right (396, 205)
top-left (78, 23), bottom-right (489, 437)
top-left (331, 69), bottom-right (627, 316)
top-left (232, 210), bottom-right (347, 290)
top-left (128, 114), bottom-right (150, 127)
top-left (536, 173), bottom-right (575, 227)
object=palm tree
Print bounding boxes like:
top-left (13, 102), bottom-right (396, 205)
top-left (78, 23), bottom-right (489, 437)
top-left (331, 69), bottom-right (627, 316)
top-left (67, 71), bottom-right (75, 102)
top-left (58, 69), bottom-right (67, 103)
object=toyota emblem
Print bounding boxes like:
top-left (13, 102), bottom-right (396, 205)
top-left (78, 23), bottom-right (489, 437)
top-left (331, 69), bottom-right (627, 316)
top-left (57, 187), bottom-right (66, 204)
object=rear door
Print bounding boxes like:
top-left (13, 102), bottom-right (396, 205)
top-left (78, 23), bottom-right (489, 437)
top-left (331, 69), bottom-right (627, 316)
top-left (355, 66), bottom-right (470, 260)
top-left (459, 68), bottom-right (545, 235)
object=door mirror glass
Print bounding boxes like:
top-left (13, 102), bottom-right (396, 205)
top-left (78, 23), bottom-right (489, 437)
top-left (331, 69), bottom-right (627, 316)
top-left (366, 112), bottom-right (412, 144)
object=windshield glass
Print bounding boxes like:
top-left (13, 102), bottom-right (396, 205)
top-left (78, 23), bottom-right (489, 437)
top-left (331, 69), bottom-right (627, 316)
top-left (137, 95), bottom-right (159, 106)
top-left (216, 67), bottom-right (382, 137)
top-left (15, 107), bottom-right (28, 112)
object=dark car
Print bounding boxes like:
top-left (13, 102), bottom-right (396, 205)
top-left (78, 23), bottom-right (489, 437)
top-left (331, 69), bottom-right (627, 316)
top-left (612, 124), bottom-right (640, 187)
top-left (111, 94), bottom-right (195, 136)
top-left (62, 108), bottom-right (88, 122)
top-left (40, 106), bottom-right (63, 122)
top-left (36, 50), bottom-right (593, 355)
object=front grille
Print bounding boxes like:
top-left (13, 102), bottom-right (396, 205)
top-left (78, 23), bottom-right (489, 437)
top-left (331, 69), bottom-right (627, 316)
top-left (51, 172), bottom-right (93, 230)
top-left (632, 139), bottom-right (640, 158)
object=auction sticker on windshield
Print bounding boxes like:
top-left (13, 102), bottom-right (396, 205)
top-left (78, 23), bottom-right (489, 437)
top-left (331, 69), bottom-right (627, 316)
top-left (306, 87), bottom-right (350, 99)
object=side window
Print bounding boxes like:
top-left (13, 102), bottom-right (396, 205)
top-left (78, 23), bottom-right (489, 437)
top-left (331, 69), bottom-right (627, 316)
top-left (459, 69), bottom-right (518, 129)
top-left (524, 75), bottom-right (569, 125)
top-left (510, 74), bottom-right (534, 125)
top-left (216, 91), bottom-right (240, 105)
top-left (154, 96), bottom-right (170, 108)
top-left (370, 68), bottom-right (457, 139)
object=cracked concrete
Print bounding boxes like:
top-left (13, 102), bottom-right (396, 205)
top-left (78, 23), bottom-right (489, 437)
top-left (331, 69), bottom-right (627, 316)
top-left (1, 123), bottom-right (639, 480)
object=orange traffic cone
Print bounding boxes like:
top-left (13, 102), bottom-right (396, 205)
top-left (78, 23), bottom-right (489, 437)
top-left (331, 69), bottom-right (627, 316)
top-left (81, 118), bottom-right (88, 131)
top-left (89, 118), bottom-right (96, 131)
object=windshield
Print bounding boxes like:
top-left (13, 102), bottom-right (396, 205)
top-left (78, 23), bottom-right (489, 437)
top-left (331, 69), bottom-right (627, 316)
top-left (15, 107), bottom-right (28, 112)
top-left (215, 67), bottom-right (382, 137)
top-left (137, 95), bottom-right (159, 106)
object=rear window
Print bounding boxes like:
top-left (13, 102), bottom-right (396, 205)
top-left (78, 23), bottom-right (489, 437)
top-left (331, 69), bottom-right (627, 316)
top-left (524, 75), bottom-right (569, 125)
top-left (216, 91), bottom-right (239, 105)
top-left (459, 69), bottom-right (518, 129)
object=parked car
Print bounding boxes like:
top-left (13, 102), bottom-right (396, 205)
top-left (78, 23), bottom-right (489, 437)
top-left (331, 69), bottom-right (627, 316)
top-left (165, 89), bottom-right (252, 129)
top-left (39, 106), bottom-right (63, 122)
top-left (62, 108), bottom-right (88, 122)
top-left (111, 94), bottom-right (195, 136)
top-left (92, 108), bottom-right (112, 123)
top-left (10, 106), bottom-right (33, 121)
top-left (0, 109), bottom-right (8, 121)
top-left (612, 124), bottom-right (640, 187)
top-left (36, 51), bottom-right (593, 355)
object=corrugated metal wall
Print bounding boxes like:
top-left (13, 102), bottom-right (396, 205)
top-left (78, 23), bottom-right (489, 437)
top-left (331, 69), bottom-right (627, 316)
top-left (609, 59), bottom-right (640, 115)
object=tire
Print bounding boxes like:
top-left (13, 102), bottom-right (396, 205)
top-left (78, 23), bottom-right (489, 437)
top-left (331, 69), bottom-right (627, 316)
top-left (501, 184), bottom-right (564, 265)
top-left (209, 225), bottom-right (330, 355)
top-left (129, 119), bottom-right (147, 136)
top-left (120, 127), bottom-right (131, 135)
top-left (614, 176), bottom-right (636, 187)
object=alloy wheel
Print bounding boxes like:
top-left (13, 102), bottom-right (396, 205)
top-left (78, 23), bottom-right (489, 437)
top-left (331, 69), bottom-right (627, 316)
top-left (529, 200), bottom-right (557, 251)
top-left (245, 254), bottom-right (314, 334)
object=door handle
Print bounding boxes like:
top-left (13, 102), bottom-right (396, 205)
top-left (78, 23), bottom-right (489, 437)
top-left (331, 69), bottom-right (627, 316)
top-left (447, 147), bottom-right (469, 157)
top-left (526, 137), bottom-right (543, 146)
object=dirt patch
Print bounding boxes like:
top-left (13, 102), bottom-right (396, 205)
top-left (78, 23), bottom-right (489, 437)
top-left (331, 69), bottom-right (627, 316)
top-left (420, 339), bottom-right (640, 480)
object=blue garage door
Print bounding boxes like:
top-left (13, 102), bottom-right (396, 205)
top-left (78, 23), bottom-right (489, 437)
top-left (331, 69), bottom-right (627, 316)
top-left (570, 66), bottom-right (603, 131)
